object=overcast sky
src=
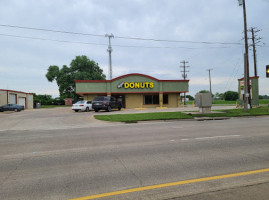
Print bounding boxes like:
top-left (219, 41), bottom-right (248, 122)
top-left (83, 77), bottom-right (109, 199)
top-left (0, 0), bottom-right (268, 97)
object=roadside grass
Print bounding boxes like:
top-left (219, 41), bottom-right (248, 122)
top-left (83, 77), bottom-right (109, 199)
top-left (94, 106), bottom-right (269, 122)
top-left (188, 99), bottom-right (269, 105)
top-left (40, 105), bottom-right (71, 109)
top-left (94, 112), bottom-right (193, 122)
top-left (191, 106), bottom-right (269, 118)
top-left (259, 99), bottom-right (269, 104)
top-left (212, 100), bottom-right (236, 104)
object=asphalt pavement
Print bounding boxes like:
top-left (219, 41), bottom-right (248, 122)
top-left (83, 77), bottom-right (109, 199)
top-left (0, 107), bottom-right (268, 200)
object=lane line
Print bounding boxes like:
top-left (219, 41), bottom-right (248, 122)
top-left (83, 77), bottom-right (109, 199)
top-left (195, 135), bottom-right (240, 140)
top-left (69, 168), bottom-right (269, 200)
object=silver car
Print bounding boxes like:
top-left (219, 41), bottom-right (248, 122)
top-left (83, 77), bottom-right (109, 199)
top-left (72, 100), bottom-right (92, 112)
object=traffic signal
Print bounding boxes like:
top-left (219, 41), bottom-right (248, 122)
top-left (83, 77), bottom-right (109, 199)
top-left (267, 65), bottom-right (269, 78)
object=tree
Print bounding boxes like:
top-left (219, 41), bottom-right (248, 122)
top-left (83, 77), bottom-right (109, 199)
top-left (46, 56), bottom-right (106, 98)
top-left (215, 92), bottom-right (224, 100)
top-left (199, 90), bottom-right (210, 93)
top-left (223, 91), bottom-right (238, 101)
top-left (186, 95), bottom-right (194, 100)
top-left (33, 94), bottom-right (54, 105)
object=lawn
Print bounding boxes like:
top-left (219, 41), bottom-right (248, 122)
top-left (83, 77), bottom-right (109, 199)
top-left (94, 106), bottom-right (269, 122)
top-left (40, 105), bottom-right (72, 109)
top-left (94, 112), bottom-right (193, 122)
top-left (191, 106), bottom-right (269, 118)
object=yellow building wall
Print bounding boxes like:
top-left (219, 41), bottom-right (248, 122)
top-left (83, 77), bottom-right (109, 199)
top-left (0, 91), bottom-right (8, 106)
top-left (83, 94), bottom-right (97, 101)
top-left (126, 94), bottom-right (143, 108)
top-left (27, 94), bottom-right (34, 109)
top-left (166, 94), bottom-right (178, 108)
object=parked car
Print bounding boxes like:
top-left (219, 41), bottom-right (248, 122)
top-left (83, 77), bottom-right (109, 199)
top-left (92, 96), bottom-right (122, 112)
top-left (72, 100), bottom-right (92, 112)
top-left (0, 104), bottom-right (24, 112)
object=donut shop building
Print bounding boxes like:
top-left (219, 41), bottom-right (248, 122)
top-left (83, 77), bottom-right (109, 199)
top-left (75, 73), bottom-right (189, 109)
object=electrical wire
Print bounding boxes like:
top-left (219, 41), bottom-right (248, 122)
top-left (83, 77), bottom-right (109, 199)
top-left (0, 24), bottom-right (243, 46)
top-left (0, 33), bottom-right (236, 50)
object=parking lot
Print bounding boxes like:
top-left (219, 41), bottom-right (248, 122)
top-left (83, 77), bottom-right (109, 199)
top-left (0, 106), bottom-right (236, 131)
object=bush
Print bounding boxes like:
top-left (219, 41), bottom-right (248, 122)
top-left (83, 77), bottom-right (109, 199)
top-left (223, 91), bottom-right (238, 101)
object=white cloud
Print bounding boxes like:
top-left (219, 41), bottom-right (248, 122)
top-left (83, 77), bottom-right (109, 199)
top-left (0, 0), bottom-right (268, 97)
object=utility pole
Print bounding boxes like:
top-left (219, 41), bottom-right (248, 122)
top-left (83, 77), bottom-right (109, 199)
top-left (238, 0), bottom-right (251, 111)
top-left (180, 60), bottom-right (189, 105)
top-left (105, 33), bottom-right (114, 80)
top-left (207, 69), bottom-right (213, 95)
top-left (249, 27), bottom-right (261, 77)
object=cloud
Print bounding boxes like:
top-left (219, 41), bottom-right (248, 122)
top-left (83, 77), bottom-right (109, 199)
top-left (0, 0), bottom-right (268, 97)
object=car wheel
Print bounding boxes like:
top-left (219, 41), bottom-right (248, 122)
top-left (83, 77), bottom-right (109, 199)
top-left (94, 109), bottom-right (99, 112)
top-left (107, 106), bottom-right (111, 112)
top-left (75, 110), bottom-right (79, 112)
top-left (14, 108), bottom-right (18, 112)
top-left (85, 107), bottom-right (89, 112)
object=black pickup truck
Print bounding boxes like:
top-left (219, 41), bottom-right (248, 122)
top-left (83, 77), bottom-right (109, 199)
top-left (92, 96), bottom-right (122, 112)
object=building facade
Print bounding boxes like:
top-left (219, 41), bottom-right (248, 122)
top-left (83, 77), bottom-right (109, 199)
top-left (75, 73), bottom-right (189, 109)
top-left (0, 89), bottom-right (34, 109)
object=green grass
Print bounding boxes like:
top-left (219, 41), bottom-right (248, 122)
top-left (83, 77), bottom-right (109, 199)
top-left (212, 100), bottom-right (237, 104)
top-left (94, 112), bottom-right (193, 122)
top-left (191, 106), bottom-right (269, 118)
top-left (186, 100), bottom-right (237, 105)
top-left (40, 105), bottom-right (72, 109)
top-left (94, 106), bottom-right (269, 122)
top-left (259, 99), bottom-right (269, 104)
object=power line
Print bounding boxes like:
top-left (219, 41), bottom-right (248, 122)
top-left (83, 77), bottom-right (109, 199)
top-left (0, 24), bottom-right (243, 46)
top-left (0, 33), bottom-right (237, 50)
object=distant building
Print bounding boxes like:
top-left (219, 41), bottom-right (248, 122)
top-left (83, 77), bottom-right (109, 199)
top-left (75, 73), bottom-right (189, 109)
top-left (0, 89), bottom-right (34, 109)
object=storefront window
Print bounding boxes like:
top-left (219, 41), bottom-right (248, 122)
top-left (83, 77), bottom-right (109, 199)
top-left (163, 94), bottom-right (168, 104)
top-left (144, 95), bottom-right (159, 105)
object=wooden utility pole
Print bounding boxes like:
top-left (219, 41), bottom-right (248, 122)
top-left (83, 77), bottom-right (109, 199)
top-left (239, 0), bottom-right (251, 111)
top-left (249, 27), bottom-right (261, 77)
top-left (207, 69), bottom-right (213, 95)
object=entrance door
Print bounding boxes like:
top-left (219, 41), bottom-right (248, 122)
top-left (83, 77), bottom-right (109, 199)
top-left (112, 95), bottom-right (126, 108)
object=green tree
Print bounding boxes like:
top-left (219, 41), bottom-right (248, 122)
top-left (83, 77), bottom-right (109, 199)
top-left (186, 95), bottom-right (194, 100)
top-left (215, 92), bottom-right (224, 100)
top-left (34, 94), bottom-right (54, 105)
top-left (46, 56), bottom-right (106, 98)
top-left (223, 91), bottom-right (238, 101)
top-left (199, 90), bottom-right (210, 93)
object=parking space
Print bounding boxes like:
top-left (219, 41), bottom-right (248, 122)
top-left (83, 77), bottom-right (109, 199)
top-left (0, 106), bottom-right (236, 131)
top-left (0, 107), bottom-right (105, 131)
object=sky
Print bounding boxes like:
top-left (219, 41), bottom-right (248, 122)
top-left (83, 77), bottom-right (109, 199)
top-left (0, 0), bottom-right (268, 97)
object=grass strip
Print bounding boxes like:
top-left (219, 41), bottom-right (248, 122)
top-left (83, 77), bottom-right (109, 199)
top-left (192, 106), bottom-right (269, 117)
top-left (94, 112), bottom-right (193, 122)
top-left (40, 105), bottom-right (71, 109)
top-left (94, 106), bottom-right (269, 122)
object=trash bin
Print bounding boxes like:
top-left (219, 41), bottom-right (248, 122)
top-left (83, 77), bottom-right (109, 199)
top-left (36, 103), bottom-right (41, 109)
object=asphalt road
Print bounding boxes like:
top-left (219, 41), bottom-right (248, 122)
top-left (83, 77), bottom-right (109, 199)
top-left (0, 109), bottom-right (269, 200)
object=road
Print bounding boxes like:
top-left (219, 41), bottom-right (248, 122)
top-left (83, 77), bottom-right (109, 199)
top-left (0, 109), bottom-right (269, 200)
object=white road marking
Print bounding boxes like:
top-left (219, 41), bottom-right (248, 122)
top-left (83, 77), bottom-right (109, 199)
top-left (195, 135), bottom-right (241, 140)
top-left (181, 139), bottom-right (190, 141)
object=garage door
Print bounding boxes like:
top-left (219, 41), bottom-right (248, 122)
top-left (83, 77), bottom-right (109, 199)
top-left (9, 94), bottom-right (16, 104)
top-left (19, 97), bottom-right (26, 108)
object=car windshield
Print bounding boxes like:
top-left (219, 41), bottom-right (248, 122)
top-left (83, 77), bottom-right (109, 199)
top-left (75, 101), bottom-right (85, 104)
top-left (93, 96), bottom-right (105, 101)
